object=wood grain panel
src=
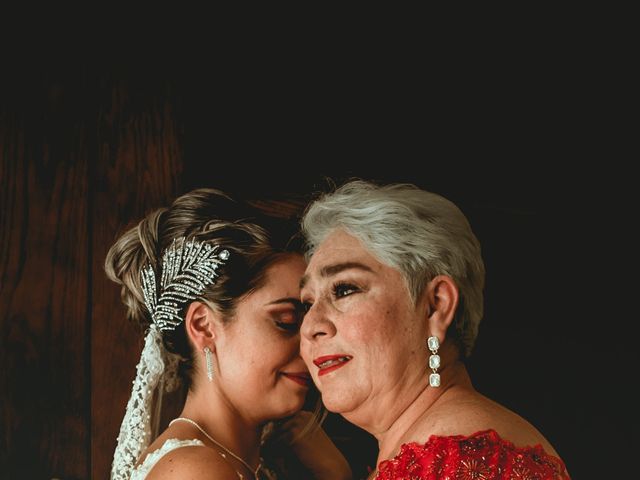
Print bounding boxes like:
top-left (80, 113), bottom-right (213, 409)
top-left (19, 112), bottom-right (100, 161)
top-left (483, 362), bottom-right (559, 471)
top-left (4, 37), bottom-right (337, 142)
top-left (90, 79), bottom-right (183, 480)
top-left (0, 83), bottom-right (90, 479)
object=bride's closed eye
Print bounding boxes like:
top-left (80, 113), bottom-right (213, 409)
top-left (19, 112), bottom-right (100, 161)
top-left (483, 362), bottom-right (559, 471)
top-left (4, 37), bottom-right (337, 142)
top-left (274, 310), bottom-right (303, 332)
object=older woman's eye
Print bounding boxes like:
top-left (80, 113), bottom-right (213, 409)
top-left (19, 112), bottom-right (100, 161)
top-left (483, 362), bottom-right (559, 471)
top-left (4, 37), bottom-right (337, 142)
top-left (333, 282), bottom-right (359, 298)
top-left (301, 301), bottom-right (313, 315)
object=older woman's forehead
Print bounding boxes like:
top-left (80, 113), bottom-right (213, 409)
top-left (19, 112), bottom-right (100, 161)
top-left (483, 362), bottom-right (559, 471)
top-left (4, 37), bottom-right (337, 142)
top-left (301, 232), bottom-right (385, 289)
top-left (316, 229), bottom-right (369, 255)
top-left (311, 229), bottom-right (374, 261)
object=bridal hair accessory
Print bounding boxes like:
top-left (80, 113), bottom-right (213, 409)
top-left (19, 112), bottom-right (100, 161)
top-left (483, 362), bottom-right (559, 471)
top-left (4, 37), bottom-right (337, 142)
top-left (427, 336), bottom-right (441, 387)
top-left (140, 238), bottom-right (230, 332)
top-left (110, 238), bottom-right (230, 480)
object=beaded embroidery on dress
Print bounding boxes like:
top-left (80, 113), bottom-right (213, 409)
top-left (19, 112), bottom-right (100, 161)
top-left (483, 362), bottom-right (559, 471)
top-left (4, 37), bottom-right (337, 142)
top-left (130, 438), bottom-right (205, 480)
top-left (374, 429), bottom-right (570, 479)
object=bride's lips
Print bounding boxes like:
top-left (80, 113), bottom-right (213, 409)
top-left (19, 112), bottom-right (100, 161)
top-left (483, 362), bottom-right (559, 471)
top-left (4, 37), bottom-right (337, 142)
top-left (313, 355), bottom-right (353, 377)
top-left (281, 371), bottom-right (312, 387)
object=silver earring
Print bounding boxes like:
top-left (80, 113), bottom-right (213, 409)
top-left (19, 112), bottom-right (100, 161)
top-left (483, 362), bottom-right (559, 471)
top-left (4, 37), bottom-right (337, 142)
top-left (204, 347), bottom-right (214, 382)
top-left (427, 336), bottom-right (441, 387)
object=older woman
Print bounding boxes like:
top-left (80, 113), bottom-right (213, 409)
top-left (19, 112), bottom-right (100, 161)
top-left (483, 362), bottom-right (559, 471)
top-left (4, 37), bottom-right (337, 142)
top-left (299, 180), bottom-right (570, 479)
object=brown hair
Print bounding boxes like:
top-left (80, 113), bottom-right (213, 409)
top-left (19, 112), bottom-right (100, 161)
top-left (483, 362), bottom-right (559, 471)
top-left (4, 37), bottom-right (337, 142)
top-left (104, 188), bottom-right (303, 389)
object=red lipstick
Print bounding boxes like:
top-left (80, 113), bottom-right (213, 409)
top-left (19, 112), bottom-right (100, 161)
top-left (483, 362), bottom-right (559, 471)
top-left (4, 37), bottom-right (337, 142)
top-left (313, 355), bottom-right (353, 377)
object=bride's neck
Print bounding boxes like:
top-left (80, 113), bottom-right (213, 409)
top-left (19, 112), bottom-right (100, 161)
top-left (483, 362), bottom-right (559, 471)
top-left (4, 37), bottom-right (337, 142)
top-left (179, 387), bottom-right (262, 467)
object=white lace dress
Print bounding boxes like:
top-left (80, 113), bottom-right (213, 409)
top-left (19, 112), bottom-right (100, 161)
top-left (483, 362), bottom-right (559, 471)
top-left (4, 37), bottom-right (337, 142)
top-left (130, 438), bottom-right (205, 479)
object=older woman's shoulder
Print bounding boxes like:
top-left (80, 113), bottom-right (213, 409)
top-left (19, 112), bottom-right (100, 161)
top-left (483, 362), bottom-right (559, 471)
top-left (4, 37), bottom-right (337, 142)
top-left (416, 389), bottom-right (559, 457)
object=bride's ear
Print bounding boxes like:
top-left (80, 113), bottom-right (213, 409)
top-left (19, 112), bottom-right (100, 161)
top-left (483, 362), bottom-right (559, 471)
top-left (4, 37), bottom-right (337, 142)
top-left (184, 302), bottom-right (219, 350)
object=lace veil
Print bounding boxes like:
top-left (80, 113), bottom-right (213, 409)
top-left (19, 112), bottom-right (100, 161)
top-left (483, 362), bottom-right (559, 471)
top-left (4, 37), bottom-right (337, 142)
top-left (110, 238), bottom-right (229, 480)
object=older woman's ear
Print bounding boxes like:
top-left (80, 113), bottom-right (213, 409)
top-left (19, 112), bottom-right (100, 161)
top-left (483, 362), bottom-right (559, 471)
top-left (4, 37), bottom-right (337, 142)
top-left (424, 275), bottom-right (459, 342)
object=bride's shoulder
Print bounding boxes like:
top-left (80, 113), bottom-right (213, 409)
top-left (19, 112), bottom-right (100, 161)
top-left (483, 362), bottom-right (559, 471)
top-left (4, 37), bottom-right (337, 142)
top-left (145, 441), bottom-right (238, 480)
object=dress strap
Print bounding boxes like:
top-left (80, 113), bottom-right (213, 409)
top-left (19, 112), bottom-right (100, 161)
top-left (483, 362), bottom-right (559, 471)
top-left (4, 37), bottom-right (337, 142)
top-left (129, 438), bottom-right (205, 479)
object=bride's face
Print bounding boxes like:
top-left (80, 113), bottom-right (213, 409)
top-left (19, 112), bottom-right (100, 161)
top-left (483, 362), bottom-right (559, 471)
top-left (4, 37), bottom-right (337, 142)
top-left (214, 254), bottom-right (310, 422)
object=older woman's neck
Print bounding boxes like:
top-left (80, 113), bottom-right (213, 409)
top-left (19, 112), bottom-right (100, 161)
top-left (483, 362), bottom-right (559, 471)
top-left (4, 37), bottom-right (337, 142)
top-left (372, 346), bottom-right (473, 465)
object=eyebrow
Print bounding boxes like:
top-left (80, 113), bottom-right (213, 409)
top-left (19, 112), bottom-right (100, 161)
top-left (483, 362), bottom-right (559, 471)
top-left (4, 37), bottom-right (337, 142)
top-left (265, 297), bottom-right (302, 307)
top-left (300, 262), bottom-right (374, 289)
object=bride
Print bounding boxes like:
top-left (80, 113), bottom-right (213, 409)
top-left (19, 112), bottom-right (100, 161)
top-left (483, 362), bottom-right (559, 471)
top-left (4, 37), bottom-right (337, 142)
top-left (106, 188), bottom-right (352, 480)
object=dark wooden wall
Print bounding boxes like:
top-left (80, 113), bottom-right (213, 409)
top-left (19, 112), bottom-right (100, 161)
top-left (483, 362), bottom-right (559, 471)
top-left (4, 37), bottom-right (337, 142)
top-left (0, 66), bottom-right (634, 479)
top-left (1, 73), bottom-right (184, 479)
top-left (0, 71), bottom-right (378, 480)
top-left (90, 83), bottom-right (184, 480)
top-left (1, 75), bottom-right (92, 479)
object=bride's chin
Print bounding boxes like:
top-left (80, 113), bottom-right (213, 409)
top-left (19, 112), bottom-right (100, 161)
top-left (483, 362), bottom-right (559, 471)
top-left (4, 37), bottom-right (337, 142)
top-left (277, 398), bottom-right (306, 417)
top-left (272, 406), bottom-right (302, 420)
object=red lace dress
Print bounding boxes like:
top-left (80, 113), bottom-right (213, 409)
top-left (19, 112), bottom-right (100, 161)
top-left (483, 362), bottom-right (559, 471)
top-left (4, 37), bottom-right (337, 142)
top-left (374, 429), bottom-right (570, 479)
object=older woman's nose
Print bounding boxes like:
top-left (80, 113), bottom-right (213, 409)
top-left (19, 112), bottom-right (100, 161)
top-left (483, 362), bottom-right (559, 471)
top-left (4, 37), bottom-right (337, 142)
top-left (300, 302), bottom-right (336, 341)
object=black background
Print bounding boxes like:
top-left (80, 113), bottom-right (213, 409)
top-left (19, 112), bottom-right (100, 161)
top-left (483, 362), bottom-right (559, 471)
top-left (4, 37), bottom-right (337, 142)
top-left (1, 39), bottom-right (635, 479)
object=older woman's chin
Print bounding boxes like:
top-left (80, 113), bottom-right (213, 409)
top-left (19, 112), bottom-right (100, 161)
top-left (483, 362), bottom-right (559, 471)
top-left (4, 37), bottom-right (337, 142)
top-left (318, 391), bottom-right (361, 415)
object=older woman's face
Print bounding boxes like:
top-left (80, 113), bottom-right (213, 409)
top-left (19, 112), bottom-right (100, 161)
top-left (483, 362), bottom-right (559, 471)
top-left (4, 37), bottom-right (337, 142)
top-left (300, 229), bottom-right (427, 418)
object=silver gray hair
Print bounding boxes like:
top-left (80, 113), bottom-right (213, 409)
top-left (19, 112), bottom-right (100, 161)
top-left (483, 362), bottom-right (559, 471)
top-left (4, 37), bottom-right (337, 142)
top-left (301, 180), bottom-right (485, 356)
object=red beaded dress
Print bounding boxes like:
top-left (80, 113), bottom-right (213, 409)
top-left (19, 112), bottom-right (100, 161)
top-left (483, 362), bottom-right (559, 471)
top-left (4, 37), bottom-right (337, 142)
top-left (374, 429), bottom-right (570, 479)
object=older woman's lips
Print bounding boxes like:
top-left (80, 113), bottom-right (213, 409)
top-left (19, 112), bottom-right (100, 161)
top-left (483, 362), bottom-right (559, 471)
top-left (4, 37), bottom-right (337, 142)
top-left (313, 355), bottom-right (353, 377)
top-left (281, 371), bottom-right (312, 387)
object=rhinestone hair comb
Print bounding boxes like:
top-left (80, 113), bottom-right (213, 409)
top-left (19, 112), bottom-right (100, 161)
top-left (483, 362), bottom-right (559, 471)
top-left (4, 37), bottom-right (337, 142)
top-left (140, 238), bottom-right (230, 332)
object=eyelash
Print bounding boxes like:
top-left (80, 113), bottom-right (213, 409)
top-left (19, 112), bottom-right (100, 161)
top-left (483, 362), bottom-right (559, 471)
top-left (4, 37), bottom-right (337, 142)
top-left (332, 282), bottom-right (360, 298)
top-left (276, 321), bottom-right (300, 332)
top-left (301, 282), bottom-right (361, 315)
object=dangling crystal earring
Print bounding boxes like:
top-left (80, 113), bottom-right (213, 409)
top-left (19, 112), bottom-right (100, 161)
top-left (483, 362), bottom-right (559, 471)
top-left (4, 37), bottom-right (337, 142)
top-left (427, 336), bottom-right (441, 387)
top-left (204, 347), bottom-right (214, 382)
